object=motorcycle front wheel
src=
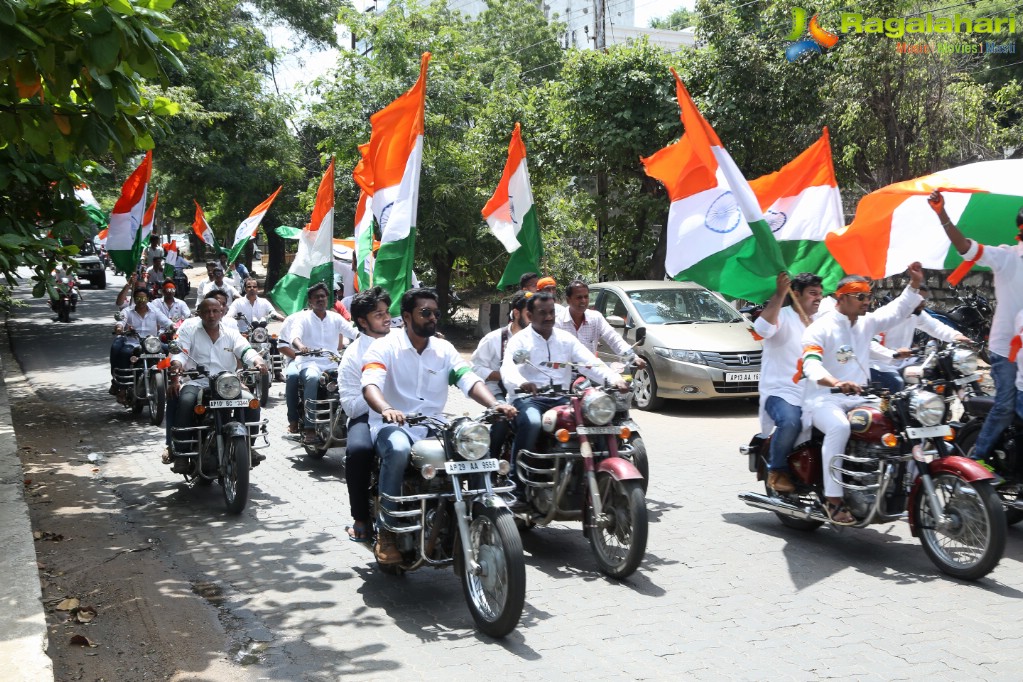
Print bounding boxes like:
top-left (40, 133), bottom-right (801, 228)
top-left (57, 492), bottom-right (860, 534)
top-left (914, 473), bottom-right (1006, 580)
top-left (221, 434), bottom-right (250, 515)
top-left (258, 372), bottom-right (270, 407)
top-left (457, 505), bottom-right (525, 638)
top-left (148, 373), bottom-right (165, 426)
top-left (589, 472), bottom-right (647, 579)
top-left (627, 436), bottom-right (649, 493)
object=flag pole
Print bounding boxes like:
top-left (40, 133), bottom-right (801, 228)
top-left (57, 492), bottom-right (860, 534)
top-left (787, 283), bottom-right (810, 325)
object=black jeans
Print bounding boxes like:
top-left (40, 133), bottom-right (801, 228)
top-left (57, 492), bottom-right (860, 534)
top-left (345, 413), bottom-right (373, 523)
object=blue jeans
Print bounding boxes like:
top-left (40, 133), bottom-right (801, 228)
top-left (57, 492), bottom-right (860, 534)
top-left (376, 425), bottom-right (413, 525)
top-left (764, 395), bottom-right (801, 472)
top-left (283, 362), bottom-right (302, 426)
top-left (346, 414), bottom-right (374, 523)
top-left (511, 395), bottom-right (570, 467)
top-left (975, 352), bottom-right (1017, 457)
top-left (870, 368), bottom-right (905, 393)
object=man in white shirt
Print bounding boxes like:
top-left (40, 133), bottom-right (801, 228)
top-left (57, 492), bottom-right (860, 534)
top-left (288, 283), bottom-right (357, 445)
top-left (338, 286), bottom-right (392, 543)
top-left (930, 190), bottom-right (1023, 462)
top-left (228, 278), bottom-right (284, 334)
top-left (361, 288), bottom-right (515, 564)
top-left (556, 279), bottom-right (647, 369)
top-left (165, 297), bottom-right (268, 465)
top-left (145, 235), bottom-right (164, 267)
top-left (196, 262), bottom-right (217, 299)
top-left (799, 263), bottom-right (924, 523)
top-left (181, 291), bottom-right (239, 333)
top-left (111, 287), bottom-right (173, 403)
top-left (500, 292), bottom-right (627, 502)
top-left (147, 256), bottom-right (166, 289)
top-left (754, 271), bottom-right (823, 494)
top-left (195, 265), bottom-right (239, 310)
top-left (151, 281), bottom-right (190, 323)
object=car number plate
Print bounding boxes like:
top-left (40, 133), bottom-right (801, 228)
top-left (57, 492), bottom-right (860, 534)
top-left (139, 354), bottom-right (164, 359)
top-left (445, 459), bottom-right (499, 474)
top-left (726, 372), bottom-right (760, 382)
top-left (208, 399), bottom-right (249, 408)
top-left (906, 424), bottom-right (952, 439)
top-left (575, 425), bottom-right (622, 435)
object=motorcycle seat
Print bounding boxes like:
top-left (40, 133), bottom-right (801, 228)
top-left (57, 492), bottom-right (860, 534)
top-left (965, 394), bottom-right (995, 417)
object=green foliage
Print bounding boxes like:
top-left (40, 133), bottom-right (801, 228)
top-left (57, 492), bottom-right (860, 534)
top-left (650, 6), bottom-right (697, 31)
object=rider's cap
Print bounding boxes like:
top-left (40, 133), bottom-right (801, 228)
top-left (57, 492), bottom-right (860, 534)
top-left (537, 276), bottom-right (557, 290)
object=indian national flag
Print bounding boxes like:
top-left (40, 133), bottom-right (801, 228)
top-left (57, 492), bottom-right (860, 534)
top-left (107, 151), bottom-right (153, 274)
top-left (642, 71), bottom-right (785, 301)
top-left (747, 127), bottom-right (846, 293)
top-left (353, 142), bottom-right (375, 292)
top-left (192, 200), bottom-right (218, 250)
top-left (483, 122), bottom-right (543, 290)
top-left (163, 240), bottom-right (182, 278)
top-left (362, 52), bottom-right (430, 315)
top-left (139, 192), bottom-right (159, 256)
top-left (75, 185), bottom-right (107, 230)
top-left (826, 160), bottom-right (1023, 279)
top-left (228, 186), bottom-right (282, 264)
top-left (270, 159), bottom-right (336, 315)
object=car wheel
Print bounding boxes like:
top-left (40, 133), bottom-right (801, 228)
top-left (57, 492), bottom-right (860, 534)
top-left (632, 363), bottom-right (663, 411)
top-left (95, 273), bottom-right (106, 289)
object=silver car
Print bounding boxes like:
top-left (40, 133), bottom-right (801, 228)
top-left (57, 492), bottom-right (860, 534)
top-left (587, 281), bottom-right (763, 410)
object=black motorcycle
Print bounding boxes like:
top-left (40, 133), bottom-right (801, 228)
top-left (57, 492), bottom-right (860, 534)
top-left (917, 288), bottom-right (992, 362)
top-left (238, 315), bottom-right (273, 406)
top-left (954, 396), bottom-right (1023, 526)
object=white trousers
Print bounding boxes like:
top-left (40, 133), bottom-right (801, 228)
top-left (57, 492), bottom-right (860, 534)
top-left (810, 395), bottom-right (868, 498)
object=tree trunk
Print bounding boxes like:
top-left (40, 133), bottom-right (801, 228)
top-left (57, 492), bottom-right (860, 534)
top-left (264, 223), bottom-right (286, 293)
top-left (432, 252), bottom-right (452, 322)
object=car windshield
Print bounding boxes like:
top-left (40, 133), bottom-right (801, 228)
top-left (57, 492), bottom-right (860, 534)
top-left (627, 288), bottom-right (742, 324)
top-left (78, 240), bottom-right (96, 256)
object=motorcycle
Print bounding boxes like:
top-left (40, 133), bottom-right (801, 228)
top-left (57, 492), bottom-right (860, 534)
top-left (917, 288), bottom-right (992, 362)
top-left (238, 315), bottom-right (273, 407)
top-left (167, 358), bottom-right (268, 514)
top-left (740, 383), bottom-right (1006, 580)
top-left (902, 341), bottom-right (986, 420)
top-left (508, 347), bottom-right (649, 579)
top-left (51, 275), bottom-right (79, 323)
top-left (292, 349), bottom-right (347, 459)
top-left (172, 267), bottom-right (191, 299)
top-left (112, 316), bottom-right (171, 426)
top-left (952, 393), bottom-right (1023, 527)
top-left (368, 411), bottom-right (525, 638)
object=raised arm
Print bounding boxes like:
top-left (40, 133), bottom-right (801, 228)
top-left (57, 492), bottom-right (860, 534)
top-left (928, 190), bottom-right (970, 255)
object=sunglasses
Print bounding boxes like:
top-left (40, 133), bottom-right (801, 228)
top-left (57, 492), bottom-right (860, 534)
top-left (417, 308), bottom-right (439, 319)
top-left (843, 292), bottom-right (871, 302)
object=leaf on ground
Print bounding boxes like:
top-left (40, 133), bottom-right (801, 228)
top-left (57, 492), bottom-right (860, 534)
top-left (74, 606), bottom-right (97, 623)
top-left (56, 598), bottom-right (79, 611)
top-left (69, 634), bottom-right (98, 648)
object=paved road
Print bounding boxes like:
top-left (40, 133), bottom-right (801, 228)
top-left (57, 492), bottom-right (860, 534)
top-left (9, 274), bottom-right (1023, 680)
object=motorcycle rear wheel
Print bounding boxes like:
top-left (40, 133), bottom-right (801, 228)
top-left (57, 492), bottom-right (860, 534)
top-left (765, 480), bottom-right (823, 531)
top-left (589, 473), bottom-right (647, 579)
top-left (458, 505), bottom-right (525, 638)
top-left (222, 434), bottom-right (250, 515)
top-left (954, 423), bottom-right (1023, 525)
top-left (149, 373), bottom-right (165, 426)
top-left (914, 473), bottom-right (1006, 580)
top-left (58, 305), bottom-right (70, 323)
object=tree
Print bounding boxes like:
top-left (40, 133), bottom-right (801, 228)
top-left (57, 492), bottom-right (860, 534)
top-left (0, 0), bottom-right (187, 296)
top-left (650, 7), bottom-right (697, 31)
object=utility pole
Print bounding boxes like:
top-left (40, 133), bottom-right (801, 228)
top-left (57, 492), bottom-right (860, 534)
top-left (594, 0), bottom-right (607, 280)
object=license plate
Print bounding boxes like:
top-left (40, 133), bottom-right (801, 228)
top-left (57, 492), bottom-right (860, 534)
top-left (726, 372), bottom-right (760, 382)
top-left (954, 373), bottom-right (980, 386)
top-left (906, 424), bottom-right (952, 439)
top-left (576, 425), bottom-right (623, 435)
top-left (444, 459), bottom-right (499, 474)
top-left (208, 399), bottom-right (249, 408)
top-left (139, 354), bottom-right (164, 359)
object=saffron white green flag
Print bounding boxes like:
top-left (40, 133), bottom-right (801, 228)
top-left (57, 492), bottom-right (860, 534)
top-left (270, 159), bottom-right (336, 315)
top-left (139, 192), bottom-right (159, 263)
top-left (75, 185), bottom-right (107, 230)
top-left (483, 122), bottom-right (543, 290)
top-left (107, 151), bottom-right (153, 274)
top-left (352, 143), bottom-right (375, 293)
top-left (227, 186), bottom-right (282, 264)
top-left (192, 200), bottom-right (219, 252)
top-left (163, 240), bottom-right (182, 278)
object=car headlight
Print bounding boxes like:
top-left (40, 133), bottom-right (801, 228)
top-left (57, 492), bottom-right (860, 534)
top-left (952, 349), bottom-right (978, 375)
top-left (653, 347), bottom-right (706, 365)
top-left (250, 327), bottom-right (269, 344)
top-left (213, 372), bottom-right (242, 400)
top-left (454, 421), bottom-right (491, 461)
top-left (910, 390), bottom-right (945, 427)
top-left (582, 390), bottom-right (616, 425)
top-left (143, 336), bottom-right (163, 354)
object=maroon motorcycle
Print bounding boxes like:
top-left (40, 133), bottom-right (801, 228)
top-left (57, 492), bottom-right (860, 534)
top-left (740, 383), bottom-right (1006, 580)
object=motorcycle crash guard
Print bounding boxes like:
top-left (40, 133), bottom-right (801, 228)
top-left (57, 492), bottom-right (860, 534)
top-left (597, 456), bottom-right (643, 481)
top-left (907, 455), bottom-right (996, 537)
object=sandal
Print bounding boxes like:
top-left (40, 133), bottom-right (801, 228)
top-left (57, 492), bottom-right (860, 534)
top-left (346, 521), bottom-right (373, 544)
top-left (825, 501), bottom-right (856, 525)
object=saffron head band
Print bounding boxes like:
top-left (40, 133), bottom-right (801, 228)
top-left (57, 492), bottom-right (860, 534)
top-left (835, 281), bottom-right (871, 297)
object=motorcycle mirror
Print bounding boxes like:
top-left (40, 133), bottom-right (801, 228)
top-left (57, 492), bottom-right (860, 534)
top-left (925, 339), bottom-right (939, 352)
top-left (512, 349), bottom-right (531, 365)
top-left (168, 341), bottom-right (181, 354)
top-left (635, 327), bottom-right (646, 345)
top-left (114, 311), bottom-right (124, 321)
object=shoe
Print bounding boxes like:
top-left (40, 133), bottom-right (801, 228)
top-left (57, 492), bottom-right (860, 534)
top-left (251, 450), bottom-right (266, 466)
top-left (346, 521), bottom-right (373, 544)
top-left (288, 422), bottom-right (300, 434)
top-left (108, 384), bottom-right (118, 396)
top-left (767, 470), bottom-right (796, 494)
top-left (274, 372), bottom-right (286, 383)
top-left (825, 500), bottom-right (856, 525)
top-left (302, 431), bottom-right (324, 446)
top-left (374, 530), bottom-right (401, 564)
top-left (161, 447), bottom-right (172, 465)
top-left (116, 389), bottom-right (127, 405)
top-left (973, 458), bottom-right (1006, 484)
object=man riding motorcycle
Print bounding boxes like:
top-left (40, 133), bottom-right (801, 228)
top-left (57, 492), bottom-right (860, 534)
top-left (360, 288), bottom-right (516, 564)
top-left (227, 278), bottom-right (284, 334)
top-left (555, 279), bottom-right (647, 370)
top-left (798, 262), bottom-right (925, 523)
top-left (151, 281), bottom-right (190, 323)
top-left (110, 287), bottom-right (172, 404)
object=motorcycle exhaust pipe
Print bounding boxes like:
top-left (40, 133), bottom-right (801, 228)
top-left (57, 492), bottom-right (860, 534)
top-left (738, 491), bottom-right (829, 523)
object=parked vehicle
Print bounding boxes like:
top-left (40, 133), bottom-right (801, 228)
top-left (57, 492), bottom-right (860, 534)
top-left (111, 320), bottom-right (171, 426)
top-left (367, 411), bottom-right (525, 638)
top-left (740, 383), bottom-right (1006, 580)
top-left (295, 349), bottom-right (346, 459)
top-left (586, 281), bottom-right (763, 409)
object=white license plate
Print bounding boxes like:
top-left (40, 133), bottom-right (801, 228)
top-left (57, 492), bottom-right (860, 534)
top-left (726, 372), bottom-right (760, 382)
top-left (208, 399), bottom-right (249, 408)
top-left (576, 425), bottom-right (622, 435)
top-left (906, 424), bottom-right (952, 439)
top-left (445, 459), bottom-right (499, 474)
top-left (954, 373), bottom-right (980, 386)
top-left (139, 354), bottom-right (164, 359)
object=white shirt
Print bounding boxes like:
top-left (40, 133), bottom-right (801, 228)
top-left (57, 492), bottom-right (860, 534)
top-left (276, 313), bottom-right (301, 349)
top-left (147, 265), bottom-right (165, 284)
top-left (228, 296), bottom-right (276, 333)
top-left (361, 331), bottom-right (482, 440)
top-left (151, 297), bottom-right (190, 322)
top-left (963, 239), bottom-right (1023, 358)
top-left (1014, 310), bottom-right (1023, 390)
top-left (172, 323), bottom-right (258, 374)
top-left (874, 311), bottom-right (961, 370)
top-left (339, 331), bottom-right (389, 419)
top-left (196, 280), bottom-right (239, 307)
top-left (179, 315), bottom-right (237, 335)
top-left (145, 246), bottom-right (164, 266)
top-left (753, 307), bottom-right (807, 409)
top-left (555, 307), bottom-right (632, 357)
top-left (472, 324), bottom-right (516, 398)
top-left (291, 309), bottom-right (357, 370)
top-left (500, 326), bottom-right (622, 395)
top-left (121, 306), bottom-right (172, 342)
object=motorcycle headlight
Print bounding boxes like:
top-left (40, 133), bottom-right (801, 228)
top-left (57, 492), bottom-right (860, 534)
top-left (454, 421), bottom-right (491, 461)
top-left (142, 336), bottom-right (163, 354)
top-left (250, 327), bottom-right (269, 344)
top-left (910, 390), bottom-right (945, 427)
top-left (213, 372), bottom-right (242, 400)
top-left (952, 349), bottom-right (978, 376)
top-left (582, 390), bottom-right (616, 426)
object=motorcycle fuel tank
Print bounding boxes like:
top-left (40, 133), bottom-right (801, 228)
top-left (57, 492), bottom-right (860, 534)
top-left (411, 439), bottom-right (446, 470)
top-left (847, 405), bottom-right (895, 442)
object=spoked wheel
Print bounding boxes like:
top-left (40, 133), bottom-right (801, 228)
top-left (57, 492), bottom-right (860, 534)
top-left (589, 472), bottom-right (647, 579)
top-left (222, 434), bottom-right (250, 515)
top-left (998, 486), bottom-right (1023, 526)
top-left (457, 505), bottom-right (525, 638)
top-left (258, 372), bottom-right (270, 407)
top-left (626, 436), bottom-right (649, 493)
top-left (149, 373), bottom-right (166, 426)
top-left (58, 304), bottom-right (70, 323)
top-left (914, 473), bottom-right (1006, 580)
top-left (954, 423), bottom-right (1022, 524)
top-left (631, 365), bottom-right (663, 411)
